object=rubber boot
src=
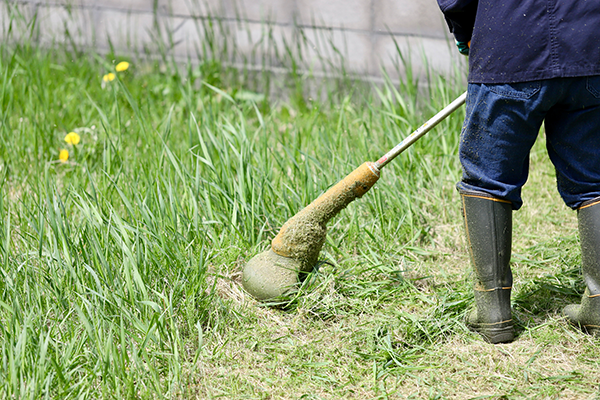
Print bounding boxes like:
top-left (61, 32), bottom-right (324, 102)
top-left (563, 197), bottom-right (600, 336)
top-left (462, 192), bottom-right (514, 344)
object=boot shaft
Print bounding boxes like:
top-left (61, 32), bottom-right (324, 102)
top-left (578, 197), bottom-right (600, 296)
top-left (562, 197), bottom-right (600, 333)
top-left (461, 192), bottom-right (513, 290)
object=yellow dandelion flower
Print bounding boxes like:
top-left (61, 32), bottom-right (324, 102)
top-left (64, 132), bottom-right (81, 145)
top-left (115, 61), bottom-right (129, 72)
top-left (103, 73), bottom-right (116, 82)
top-left (59, 149), bottom-right (69, 162)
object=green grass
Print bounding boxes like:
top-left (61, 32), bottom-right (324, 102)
top-left (1, 7), bottom-right (600, 400)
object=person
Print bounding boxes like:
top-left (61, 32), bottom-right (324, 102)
top-left (436, 0), bottom-right (600, 343)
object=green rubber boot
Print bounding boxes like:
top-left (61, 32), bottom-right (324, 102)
top-left (462, 192), bottom-right (514, 344)
top-left (563, 197), bottom-right (600, 336)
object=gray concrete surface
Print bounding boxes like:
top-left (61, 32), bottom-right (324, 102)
top-left (1, 0), bottom-right (465, 81)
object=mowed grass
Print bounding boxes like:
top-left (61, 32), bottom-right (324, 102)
top-left (1, 25), bottom-right (600, 400)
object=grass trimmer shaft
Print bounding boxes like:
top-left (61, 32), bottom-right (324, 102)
top-left (242, 92), bottom-right (467, 301)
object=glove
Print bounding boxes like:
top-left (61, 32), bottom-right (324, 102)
top-left (456, 40), bottom-right (470, 56)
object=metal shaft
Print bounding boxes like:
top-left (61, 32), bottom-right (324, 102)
top-left (373, 91), bottom-right (467, 171)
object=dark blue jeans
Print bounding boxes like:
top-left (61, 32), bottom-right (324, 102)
top-left (458, 76), bottom-right (600, 210)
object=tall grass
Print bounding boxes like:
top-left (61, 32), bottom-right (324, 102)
top-left (0, 36), bottom-right (459, 400)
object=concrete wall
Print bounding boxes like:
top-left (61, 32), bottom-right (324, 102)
top-left (1, 0), bottom-right (463, 81)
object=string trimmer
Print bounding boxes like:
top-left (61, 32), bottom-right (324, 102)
top-left (242, 91), bottom-right (467, 301)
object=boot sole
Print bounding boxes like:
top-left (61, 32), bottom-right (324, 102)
top-left (469, 321), bottom-right (514, 344)
top-left (564, 305), bottom-right (600, 336)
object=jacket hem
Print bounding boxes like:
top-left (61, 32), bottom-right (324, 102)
top-left (468, 69), bottom-right (600, 85)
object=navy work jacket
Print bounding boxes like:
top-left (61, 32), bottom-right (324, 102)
top-left (437, 0), bottom-right (600, 83)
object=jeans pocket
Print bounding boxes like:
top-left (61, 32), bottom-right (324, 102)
top-left (586, 76), bottom-right (600, 99)
top-left (487, 81), bottom-right (542, 100)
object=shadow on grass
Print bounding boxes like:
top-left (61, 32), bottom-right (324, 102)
top-left (512, 264), bottom-right (584, 336)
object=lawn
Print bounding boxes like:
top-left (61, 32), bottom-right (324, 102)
top-left (1, 13), bottom-right (599, 400)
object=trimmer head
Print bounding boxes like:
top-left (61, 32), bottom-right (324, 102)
top-left (242, 162), bottom-right (380, 301)
top-left (241, 249), bottom-right (303, 300)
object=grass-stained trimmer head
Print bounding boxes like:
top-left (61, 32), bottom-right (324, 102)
top-left (242, 92), bottom-right (467, 301)
top-left (243, 162), bottom-right (380, 300)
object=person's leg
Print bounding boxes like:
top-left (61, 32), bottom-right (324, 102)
top-left (459, 81), bottom-right (550, 342)
top-left (544, 76), bottom-right (600, 208)
top-left (458, 81), bottom-right (548, 209)
top-left (543, 76), bottom-right (600, 334)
